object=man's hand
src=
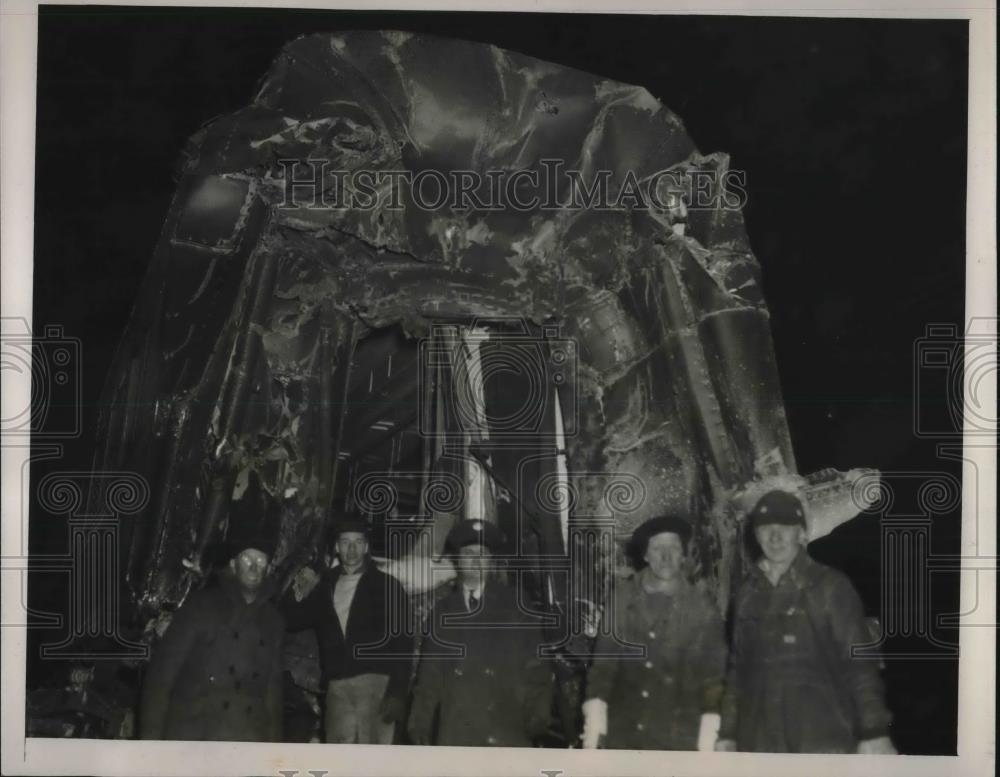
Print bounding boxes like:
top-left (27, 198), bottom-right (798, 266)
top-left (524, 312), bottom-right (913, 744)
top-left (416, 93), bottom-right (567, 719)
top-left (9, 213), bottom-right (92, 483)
top-left (378, 693), bottom-right (406, 724)
top-left (407, 716), bottom-right (433, 746)
top-left (580, 698), bottom-right (607, 749)
top-left (857, 735), bottom-right (897, 755)
top-left (291, 566), bottom-right (320, 601)
top-left (697, 713), bottom-right (721, 752)
top-left (714, 738), bottom-right (737, 751)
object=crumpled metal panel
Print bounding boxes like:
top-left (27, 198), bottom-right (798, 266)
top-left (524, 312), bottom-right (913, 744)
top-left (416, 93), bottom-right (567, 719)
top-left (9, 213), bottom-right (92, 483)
top-left (89, 31), bottom-right (874, 617)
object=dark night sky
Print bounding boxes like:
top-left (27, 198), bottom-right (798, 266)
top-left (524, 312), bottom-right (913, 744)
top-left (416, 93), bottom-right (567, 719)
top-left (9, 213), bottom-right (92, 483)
top-left (29, 6), bottom-right (968, 753)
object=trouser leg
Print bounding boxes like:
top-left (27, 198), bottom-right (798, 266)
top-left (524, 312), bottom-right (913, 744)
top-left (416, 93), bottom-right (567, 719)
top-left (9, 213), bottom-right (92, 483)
top-left (325, 679), bottom-right (359, 744)
top-left (353, 673), bottom-right (394, 744)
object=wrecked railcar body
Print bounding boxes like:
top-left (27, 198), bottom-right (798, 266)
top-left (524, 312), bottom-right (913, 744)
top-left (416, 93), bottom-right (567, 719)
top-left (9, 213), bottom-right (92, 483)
top-left (90, 31), bottom-right (876, 638)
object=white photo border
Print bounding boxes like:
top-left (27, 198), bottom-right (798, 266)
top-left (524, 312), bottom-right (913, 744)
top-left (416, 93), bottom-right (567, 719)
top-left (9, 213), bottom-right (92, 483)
top-left (1, 1), bottom-right (994, 775)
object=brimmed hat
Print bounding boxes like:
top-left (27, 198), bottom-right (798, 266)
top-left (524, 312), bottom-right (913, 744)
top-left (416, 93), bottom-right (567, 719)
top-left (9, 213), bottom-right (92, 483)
top-left (748, 489), bottom-right (806, 529)
top-left (627, 514), bottom-right (693, 565)
top-left (331, 516), bottom-right (370, 540)
top-left (445, 519), bottom-right (505, 555)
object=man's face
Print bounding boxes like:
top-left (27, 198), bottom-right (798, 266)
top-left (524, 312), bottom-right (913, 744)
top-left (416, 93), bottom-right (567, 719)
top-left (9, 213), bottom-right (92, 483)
top-left (643, 532), bottom-right (685, 583)
top-left (454, 544), bottom-right (492, 583)
top-left (754, 523), bottom-right (805, 565)
top-left (232, 548), bottom-right (270, 593)
top-left (336, 531), bottom-right (368, 570)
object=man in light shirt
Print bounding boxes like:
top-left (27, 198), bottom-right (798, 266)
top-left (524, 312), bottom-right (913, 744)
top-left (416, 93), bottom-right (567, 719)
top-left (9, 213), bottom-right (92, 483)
top-left (285, 517), bottom-right (412, 744)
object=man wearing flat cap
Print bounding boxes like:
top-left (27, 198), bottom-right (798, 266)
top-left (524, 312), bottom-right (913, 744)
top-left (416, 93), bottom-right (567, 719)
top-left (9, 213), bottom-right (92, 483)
top-left (284, 516), bottom-right (413, 744)
top-left (407, 519), bottom-right (554, 747)
top-left (716, 489), bottom-right (895, 754)
top-left (582, 514), bottom-right (727, 750)
top-left (140, 488), bottom-right (285, 741)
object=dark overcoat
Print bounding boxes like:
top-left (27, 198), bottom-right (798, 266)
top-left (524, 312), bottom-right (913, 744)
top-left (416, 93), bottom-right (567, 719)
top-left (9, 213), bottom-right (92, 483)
top-left (408, 578), bottom-right (554, 747)
top-left (587, 575), bottom-right (727, 750)
top-left (718, 551), bottom-right (892, 753)
top-left (139, 571), bottom-right (285, 741)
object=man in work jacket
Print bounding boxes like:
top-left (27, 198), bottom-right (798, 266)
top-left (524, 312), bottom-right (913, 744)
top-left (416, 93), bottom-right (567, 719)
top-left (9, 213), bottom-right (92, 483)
top-left (582, 514), bottom-right (728, 750)
top-left (716, 489), bottom-right (896, 754)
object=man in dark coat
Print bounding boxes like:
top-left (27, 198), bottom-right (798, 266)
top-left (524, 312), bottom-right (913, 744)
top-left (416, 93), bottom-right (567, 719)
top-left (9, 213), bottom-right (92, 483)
top-left (284, 517), bottom-right (413, 744)
top-left (407, 519), bottom-right (554, 747)
top-left (583, 515), bottom-right (727, 750)
top-left (140, 527), bottom-right (284, 741)
top-left (716, 489), bottom-right (895, 754)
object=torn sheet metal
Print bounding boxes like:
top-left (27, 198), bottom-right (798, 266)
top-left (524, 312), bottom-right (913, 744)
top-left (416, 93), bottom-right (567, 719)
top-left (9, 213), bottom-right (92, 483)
top-left (89, 31), bottom-right (876, 617)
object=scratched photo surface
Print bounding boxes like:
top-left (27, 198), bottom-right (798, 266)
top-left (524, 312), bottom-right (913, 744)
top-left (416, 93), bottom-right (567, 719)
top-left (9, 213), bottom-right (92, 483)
top-left (24, 6), bottom-right (968, 757)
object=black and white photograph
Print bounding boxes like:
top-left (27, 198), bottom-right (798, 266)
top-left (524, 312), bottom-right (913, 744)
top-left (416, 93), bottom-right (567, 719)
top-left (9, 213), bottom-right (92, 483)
top-left (1, 2), bottom-right (995, 776)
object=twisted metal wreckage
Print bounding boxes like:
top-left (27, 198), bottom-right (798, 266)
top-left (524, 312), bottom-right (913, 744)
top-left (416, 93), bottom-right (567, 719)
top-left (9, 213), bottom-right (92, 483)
top-left (88, 31), bottom-right (879, 735)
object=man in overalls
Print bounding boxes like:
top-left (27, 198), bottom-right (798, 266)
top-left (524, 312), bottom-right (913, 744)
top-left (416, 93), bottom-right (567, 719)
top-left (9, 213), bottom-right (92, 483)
top-left (716, 489), bottom-right (895, 754)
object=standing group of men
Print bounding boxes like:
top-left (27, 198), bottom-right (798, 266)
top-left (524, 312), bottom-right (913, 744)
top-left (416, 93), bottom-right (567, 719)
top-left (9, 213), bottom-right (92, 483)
top-left (582, 490), bottom-right (895, 754)
top-left (140, 489), bottom-right (896, 754)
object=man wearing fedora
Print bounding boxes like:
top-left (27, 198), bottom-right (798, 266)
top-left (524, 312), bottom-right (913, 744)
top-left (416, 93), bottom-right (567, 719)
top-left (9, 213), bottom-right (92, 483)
top-left (140, 502), bottom-right (285, 741)
top-left (407, 519), bottom-right (554, 747)
top-left (715, 489), bottom-right (895, 754)
top-left (284, 516), bottom-right (413, 744)
top-left (581, 514), bottom-right (728, 750)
